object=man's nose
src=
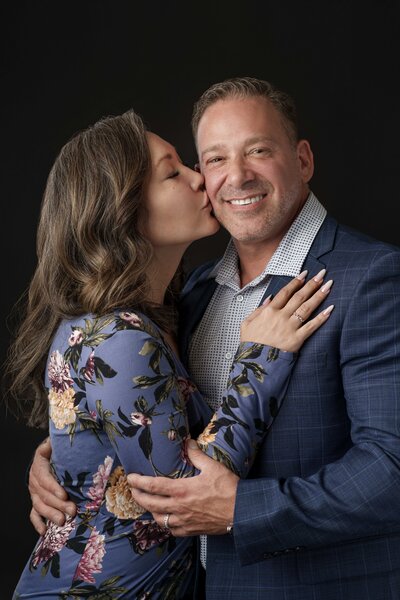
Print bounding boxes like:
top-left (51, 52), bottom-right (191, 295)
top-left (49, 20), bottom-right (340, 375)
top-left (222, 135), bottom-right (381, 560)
top-left (226, 156), bottom-right (255, 187)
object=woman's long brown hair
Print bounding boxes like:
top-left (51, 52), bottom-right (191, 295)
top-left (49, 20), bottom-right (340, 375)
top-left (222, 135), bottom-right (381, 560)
top-left (5, 109), bottom-right (182, 428)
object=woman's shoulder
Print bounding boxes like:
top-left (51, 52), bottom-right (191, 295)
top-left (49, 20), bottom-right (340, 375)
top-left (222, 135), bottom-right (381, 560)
top-left (52, 310), bottom-right (162, 352)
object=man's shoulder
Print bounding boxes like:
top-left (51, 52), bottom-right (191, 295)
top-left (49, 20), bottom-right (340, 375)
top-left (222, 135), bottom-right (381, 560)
top-left (182, 258), bottom-right (220, 295)
top-left (315, 214), bottom-right (400, 260)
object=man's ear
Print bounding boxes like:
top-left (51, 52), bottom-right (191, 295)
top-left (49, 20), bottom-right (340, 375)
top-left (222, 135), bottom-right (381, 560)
top-left (297, 139), bottom-right (314, 183)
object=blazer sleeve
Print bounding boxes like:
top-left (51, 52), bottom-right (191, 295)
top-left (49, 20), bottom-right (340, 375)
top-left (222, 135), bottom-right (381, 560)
top-left (233, 249), bottom-right (400, 565)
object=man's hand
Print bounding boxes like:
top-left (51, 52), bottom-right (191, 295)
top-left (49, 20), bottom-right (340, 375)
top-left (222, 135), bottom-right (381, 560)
top-left (29, 437), bottom-right (76, 534)
top-left (127, 439), bottom-right (239, 536)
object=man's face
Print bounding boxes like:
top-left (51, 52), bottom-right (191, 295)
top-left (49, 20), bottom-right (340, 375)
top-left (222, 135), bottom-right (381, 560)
top-left (196, 96), bottom-right (314, 247)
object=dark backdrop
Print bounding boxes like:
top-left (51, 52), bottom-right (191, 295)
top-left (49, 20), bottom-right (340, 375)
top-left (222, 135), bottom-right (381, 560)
top-left (1, 0), bottom-right (399, 594)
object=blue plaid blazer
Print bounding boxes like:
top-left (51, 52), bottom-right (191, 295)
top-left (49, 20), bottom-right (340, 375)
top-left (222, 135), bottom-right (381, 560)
top-left (179, 215), bottom-right (400, 600)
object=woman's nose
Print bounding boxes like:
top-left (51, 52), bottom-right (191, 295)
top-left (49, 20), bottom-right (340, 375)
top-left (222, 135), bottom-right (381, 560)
top-left (191, 169), bottom-right (205, 191)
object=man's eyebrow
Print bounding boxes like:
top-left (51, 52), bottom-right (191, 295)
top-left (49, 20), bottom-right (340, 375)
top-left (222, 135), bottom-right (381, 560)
top-left (200, 137), bottom-right (276, 159)
top-left (200, 144), bottom-right (225, 159)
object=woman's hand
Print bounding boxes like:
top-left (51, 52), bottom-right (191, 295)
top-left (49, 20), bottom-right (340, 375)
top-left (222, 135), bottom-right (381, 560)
top-left (240, 269), bottom-right (334, 352)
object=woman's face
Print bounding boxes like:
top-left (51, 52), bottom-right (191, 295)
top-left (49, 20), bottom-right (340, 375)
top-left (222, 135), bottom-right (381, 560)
top-left (144, 132), bottom-right (220, 249)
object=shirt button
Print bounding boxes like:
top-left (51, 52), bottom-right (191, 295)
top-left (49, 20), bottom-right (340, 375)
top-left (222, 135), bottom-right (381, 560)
top-left (225, 351), bottom-right (233, 360)
top-left (236, 294), bottom-right (244, 302)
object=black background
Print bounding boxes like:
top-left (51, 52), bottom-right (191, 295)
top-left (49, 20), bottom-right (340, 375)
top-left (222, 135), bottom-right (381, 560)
top-left (1, 0), bottom-right (399, 595)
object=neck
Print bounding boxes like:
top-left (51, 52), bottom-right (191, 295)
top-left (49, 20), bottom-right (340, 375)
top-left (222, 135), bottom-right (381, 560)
top-left (236, 192), bottom-right (310, 287)
top-left (147, 245), bottom-right (186, 305)
top-left (234, 237), bottom-right (281, 288)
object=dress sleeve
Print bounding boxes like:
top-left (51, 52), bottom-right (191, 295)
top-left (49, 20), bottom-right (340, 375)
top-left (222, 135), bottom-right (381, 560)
top-left (85, 325), bottom-right (296, 481)
top-left (197, 343), bottom-right (297, 477)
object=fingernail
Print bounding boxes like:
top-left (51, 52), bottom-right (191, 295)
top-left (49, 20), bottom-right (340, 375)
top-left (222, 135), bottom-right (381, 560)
top-left (320, 279), bottom-right (333, 293)
top-left (313, 268), bottom-right (326, 282)
top-left (263, 294), bottom-right (273, 305)
top-left (296, 270), bottom-right (308, 281)
top-left (323, 304), bottom-right (334, 315)
top-left (66, 506), bottom-right (76, 517)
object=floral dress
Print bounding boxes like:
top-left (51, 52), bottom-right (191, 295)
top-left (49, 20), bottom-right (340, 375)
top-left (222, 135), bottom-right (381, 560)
top-left (13, 310), bottom-right (296, 599)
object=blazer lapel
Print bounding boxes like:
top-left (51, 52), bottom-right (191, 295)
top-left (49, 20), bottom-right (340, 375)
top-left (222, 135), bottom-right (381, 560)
top-left (259, 215), bottom-right (339, 306)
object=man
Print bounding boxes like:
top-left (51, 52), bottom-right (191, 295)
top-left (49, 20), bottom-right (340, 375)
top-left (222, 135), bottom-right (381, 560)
top-left (29, 78), bottom-right (400, 599)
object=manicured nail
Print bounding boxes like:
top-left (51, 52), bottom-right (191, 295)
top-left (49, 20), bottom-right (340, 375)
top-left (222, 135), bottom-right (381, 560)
top-left (263, 294), bottom-right (273, 305)
top-left (296, 270), bottom-right (308, 281)
top-left (313, 269), bottom-right (326, 282)
top-left (320, 280), bottom-right (333, 293)
top-left (323, 304), bottom-right (334, 315)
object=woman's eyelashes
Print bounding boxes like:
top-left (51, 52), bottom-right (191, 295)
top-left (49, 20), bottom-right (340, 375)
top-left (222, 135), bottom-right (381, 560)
top-left (166, 160), bottom-right (190, 179)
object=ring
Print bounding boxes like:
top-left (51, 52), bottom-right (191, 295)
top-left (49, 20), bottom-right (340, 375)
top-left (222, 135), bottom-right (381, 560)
top-left (293, 311), bottom-right (305, 323)
top-left (163, 513), bottom-right (170, 529)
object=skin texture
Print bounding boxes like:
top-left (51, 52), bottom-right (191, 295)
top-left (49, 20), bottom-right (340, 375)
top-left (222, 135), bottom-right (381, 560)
top-left (28, 100), bottom-right (331, 536)
top-left (144, 132), bottom-right (219, 250)
top-left (198, 97), bottom-right (313, 286)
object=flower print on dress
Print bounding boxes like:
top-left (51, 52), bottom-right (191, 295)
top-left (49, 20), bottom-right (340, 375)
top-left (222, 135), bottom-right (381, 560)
top-left (105, 466), bottom-right (145, 519)
top-left (196, 413), bottom-right (218, 451)
top-left (68, 328), bottom-right (84, 347)
top-left (86, 456), bottom-right (113, 511)
top-left (48, 350), bottom-right (76, 430)
top-left (82, 350), bottom-right (95, 383)
top-left (167, 429), bottom-right (176, 441)
top-left (129, 520), bottom-right (171, 555)
top-left (29, 515), bottom-right (76, 571)
top-left (180, 435), bottom-right (192, 465)
top-left (48, 350), bottom-right (74, 392)
top-left (176, 376), bottom-right (197, 403)
top-left (119, 311), bottom-right (143, 328)
top-left (131, 411), bottom-right (152, 427)
top-left (74, 527), bottom-right (105, 583)
top-left (48, 387), bottom-right (76, 430)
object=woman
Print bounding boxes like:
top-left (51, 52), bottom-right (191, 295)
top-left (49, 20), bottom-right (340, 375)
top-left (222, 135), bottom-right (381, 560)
top-left (7, 109), bottom-right (333, 598)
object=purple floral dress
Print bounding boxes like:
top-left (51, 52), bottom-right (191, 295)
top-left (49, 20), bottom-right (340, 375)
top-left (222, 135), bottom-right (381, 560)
top-left (13, 310), bottom-right (296, 599)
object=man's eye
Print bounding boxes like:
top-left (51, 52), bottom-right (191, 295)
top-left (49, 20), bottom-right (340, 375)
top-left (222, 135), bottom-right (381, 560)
top-left (207, 157), bottom-right (222, 164)
top-left (167, 171), bottom-right (179, 179)
top-left (250, 147), bottom-right (271, 155)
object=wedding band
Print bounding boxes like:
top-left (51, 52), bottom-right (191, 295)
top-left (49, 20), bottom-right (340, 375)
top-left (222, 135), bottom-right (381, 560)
top-left (163, 513), bottom-right (170, 529)
top-left (293, 312), bottom-right (305, 323)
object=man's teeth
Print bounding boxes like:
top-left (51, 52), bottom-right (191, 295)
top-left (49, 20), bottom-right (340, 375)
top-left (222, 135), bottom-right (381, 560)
top-left (229, 195), bottom-right (263, 206)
